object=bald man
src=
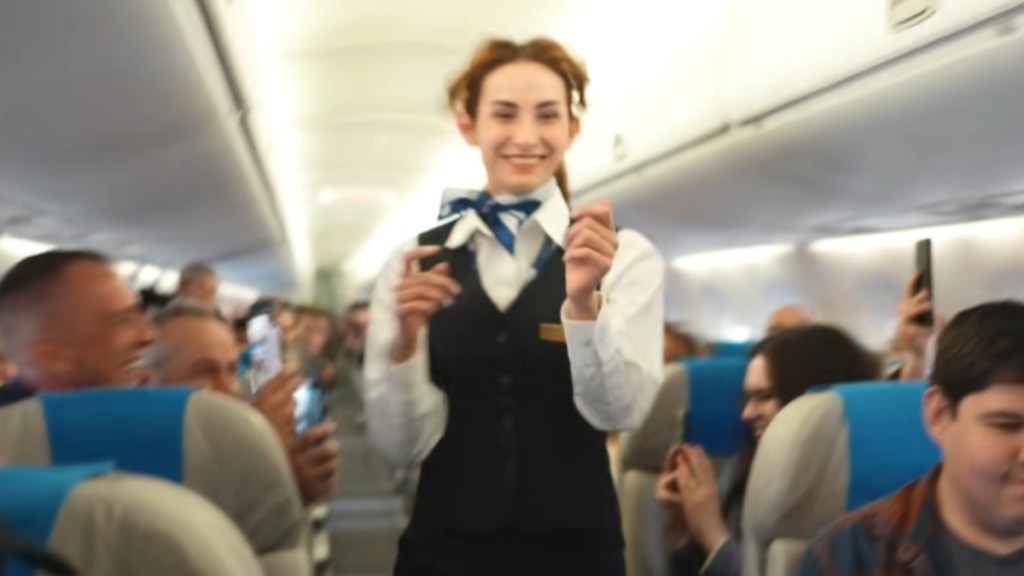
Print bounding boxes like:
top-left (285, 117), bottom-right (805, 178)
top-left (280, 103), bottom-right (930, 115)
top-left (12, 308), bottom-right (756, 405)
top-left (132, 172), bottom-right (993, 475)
top-left (766, 305), bottom-right (815, 335)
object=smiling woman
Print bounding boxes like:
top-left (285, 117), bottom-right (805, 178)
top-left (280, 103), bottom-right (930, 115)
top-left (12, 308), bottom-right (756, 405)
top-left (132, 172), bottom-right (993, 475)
top-left (446, 39), bottom-right (589, 201)
top-left (362, 37), bottom-right (666, 576)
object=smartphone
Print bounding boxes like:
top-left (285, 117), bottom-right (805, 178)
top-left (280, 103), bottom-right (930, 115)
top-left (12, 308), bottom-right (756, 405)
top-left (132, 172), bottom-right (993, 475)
top-left (247, 304), bottom-right (326, 434)
top-left (246, 312), bottom-right (284, 395)
top-left (294, 380), bottom-right (324, 435)
top-left (912, 239), bottom-right (933, 327)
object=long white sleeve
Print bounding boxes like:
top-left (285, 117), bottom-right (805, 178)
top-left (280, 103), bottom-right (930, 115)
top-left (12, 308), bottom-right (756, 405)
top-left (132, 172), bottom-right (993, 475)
top-left (362, 239), bottom-right (446, 466)
top-left (561, 229), bottom-right (665, 431)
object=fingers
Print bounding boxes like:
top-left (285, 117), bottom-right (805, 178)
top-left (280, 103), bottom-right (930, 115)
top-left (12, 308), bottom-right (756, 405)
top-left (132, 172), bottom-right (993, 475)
top-left (397, 262), bottom-right (461, 295)
top-left (904, 273), bottom-right (922, 298)
top-left (675, 445), bottom-right (709, 490)
top-left (297, 423), bottom-right (337, 449)
top-left (299, 440), bottom-right (340, 470)
top-left (259, 370), bottom-right (302, 402)
top-left (567, 218), bottom-right (618, 248)
top-left (909, 290), bottom-right (931, 307)
top-left (396, 281), bottom-right (459, 307)
top-left (563, 246), bottom-right (613, 270)
top-left (899, 290), bottom-right (932, 324)
top-left (906, 297), bottom-right (932, 319)
top-left (662, 444), bottom-right (686, 473)
top-left (655, 472), bottom-right (682, 504)
top-left (403, 245), bottom-right (443, 277)
top-left (687, 445), bottom-right (715, 483)
top-left (395, 260), bottom-right (462, 317)
top-left (294, 438), bottom-right (341, 504)
top-left (571, 200), bottom-right (615, 230)
top-left (566, 222), bottom-right (618, 256)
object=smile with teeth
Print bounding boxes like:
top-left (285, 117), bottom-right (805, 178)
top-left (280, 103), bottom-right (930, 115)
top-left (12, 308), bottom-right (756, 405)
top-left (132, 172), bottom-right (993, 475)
top-left (506, 156), bottom-right (545, 165)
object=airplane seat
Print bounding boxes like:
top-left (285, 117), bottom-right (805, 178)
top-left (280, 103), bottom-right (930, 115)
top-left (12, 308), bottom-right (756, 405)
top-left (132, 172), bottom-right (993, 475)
top-left (620, 357), bottom-right (748, 576)
top-left (741, 382), bottom-right (940, 576)
top-left (0, 464), bottom-right (265, 576)
top-left (0, 388), bottom-right (310, 576)
top-left (710, 341), bottom-right (756, 358)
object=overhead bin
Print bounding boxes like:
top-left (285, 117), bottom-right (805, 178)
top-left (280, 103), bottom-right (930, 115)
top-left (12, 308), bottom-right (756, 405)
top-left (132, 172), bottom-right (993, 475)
top-left (720, 0), bottom-right (1024, 123)
top-left (584, 2), bottom-right (1024, 261)
top-left (566, 1), bottom-right (730, 187)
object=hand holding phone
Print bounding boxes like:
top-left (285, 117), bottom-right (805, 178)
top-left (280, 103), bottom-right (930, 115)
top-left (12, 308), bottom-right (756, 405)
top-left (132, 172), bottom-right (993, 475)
top-left (247, 313), bottom-right (284, 394)
top-left (251, 370), bottom-right (301, 444)
top-left (911, 239), bottom-right (933, 327)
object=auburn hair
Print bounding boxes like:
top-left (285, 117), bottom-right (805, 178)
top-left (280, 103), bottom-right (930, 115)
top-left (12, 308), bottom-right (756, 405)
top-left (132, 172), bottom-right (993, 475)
top-left (447, 38), bottom-right (589, 199)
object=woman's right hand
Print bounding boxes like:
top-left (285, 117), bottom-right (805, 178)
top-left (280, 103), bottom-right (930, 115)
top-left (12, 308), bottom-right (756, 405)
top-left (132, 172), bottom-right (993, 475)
top-left (390, 245), bottom-right (462, 364)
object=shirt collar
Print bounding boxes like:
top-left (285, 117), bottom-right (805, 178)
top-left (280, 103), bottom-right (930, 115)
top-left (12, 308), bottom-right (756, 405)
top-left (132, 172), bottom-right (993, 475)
top-left (442, 179), bottom-right (570, 250)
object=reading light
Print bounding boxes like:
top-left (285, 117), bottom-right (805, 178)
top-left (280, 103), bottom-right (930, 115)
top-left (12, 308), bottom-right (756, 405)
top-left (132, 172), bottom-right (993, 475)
top-left (0, 235), bottom-right (55, 259)
top-left (809, 215), bottom-right (1024, 254)
top-left (672, 244), bottom-right (794, 271)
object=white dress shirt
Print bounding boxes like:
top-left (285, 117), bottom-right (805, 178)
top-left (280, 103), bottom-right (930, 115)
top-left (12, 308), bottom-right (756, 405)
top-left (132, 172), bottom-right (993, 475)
top-left (363, 179), bottom-right (666, 465)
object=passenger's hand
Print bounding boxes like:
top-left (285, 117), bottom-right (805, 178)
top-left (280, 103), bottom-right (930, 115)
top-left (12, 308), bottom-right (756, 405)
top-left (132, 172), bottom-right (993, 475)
top-left (655, 445), bottom-right (685, 504)
top-left (391, 246), bottom-right (462, 363)
top-left (291, 423), bottom-right (341, 505)
top-left (895, 273), bottom-right (933, 357)
top-left (252, 370), bottom-right (300, 445)
top-left (655, 445), bottom-right (688, 546)
top-left (564, 201), bottom-right (618, 320)
top-left (674, 445), bottom-right (730, 554)
top-left (892, 274), bottom-right (944, 380)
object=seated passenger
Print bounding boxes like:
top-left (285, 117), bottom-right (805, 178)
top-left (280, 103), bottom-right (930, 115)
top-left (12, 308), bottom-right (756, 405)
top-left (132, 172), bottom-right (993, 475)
top-left (144, 302), bottom-right (340, 505)
top-left (801, 301), bottom-right (1024, 576)
top-left (765, 305), bottom-right (815, 336)
top-left (0, 250), bottom-right (155, 409)
top-left (296, 306), bottom-right (337, 392)
top-left (172, 262), bottom-right (219, 308)
top-left (657, 325), bottom-right (879, 576)
top-left (665, 323), bottom-right (708, 363)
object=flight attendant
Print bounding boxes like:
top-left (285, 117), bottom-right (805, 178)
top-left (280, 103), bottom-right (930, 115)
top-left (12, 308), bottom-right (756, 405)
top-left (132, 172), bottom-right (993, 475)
top-left (363, 37), bottom-right (665, 576)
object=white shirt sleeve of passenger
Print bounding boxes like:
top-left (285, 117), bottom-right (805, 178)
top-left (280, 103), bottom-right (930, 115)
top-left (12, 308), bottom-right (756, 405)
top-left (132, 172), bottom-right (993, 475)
top-left (362, 239), bottom-right (447, 465)
top-left (560, 229), bottom-right (665, 431)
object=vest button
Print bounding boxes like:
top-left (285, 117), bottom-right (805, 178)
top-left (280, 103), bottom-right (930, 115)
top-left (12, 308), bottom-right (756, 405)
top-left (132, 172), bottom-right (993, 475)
top-left (497, 332), bottom-right (508, 344)
top-left (498, 375), bottom-right (513, 389)
top-left (502, 415), bottom-right (515, 431)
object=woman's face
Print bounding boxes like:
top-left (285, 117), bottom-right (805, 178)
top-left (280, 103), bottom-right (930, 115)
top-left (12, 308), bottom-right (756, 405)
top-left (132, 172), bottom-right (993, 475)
top-left (741, 355), bottom-right (783, 441)
top-left (460, 60), bottom-right (578, 197)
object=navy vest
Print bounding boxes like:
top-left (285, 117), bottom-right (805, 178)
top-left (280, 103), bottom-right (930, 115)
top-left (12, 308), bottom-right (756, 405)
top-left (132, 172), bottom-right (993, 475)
top-left (409, 221), bottom-right (621, 536)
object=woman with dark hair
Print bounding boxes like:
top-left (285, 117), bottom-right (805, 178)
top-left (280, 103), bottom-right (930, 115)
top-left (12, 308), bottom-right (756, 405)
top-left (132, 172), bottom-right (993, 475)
top-left (657, 325), bottom-right (879, 576)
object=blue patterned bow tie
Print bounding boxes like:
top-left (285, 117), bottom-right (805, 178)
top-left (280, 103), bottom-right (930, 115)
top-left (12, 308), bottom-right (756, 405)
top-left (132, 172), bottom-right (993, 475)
top-left (439, 192), bottom-right (542, 254)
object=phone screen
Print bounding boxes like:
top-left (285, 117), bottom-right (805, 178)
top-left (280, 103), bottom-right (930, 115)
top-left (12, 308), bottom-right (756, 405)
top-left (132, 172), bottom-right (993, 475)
top-left (294, 380), bottom-right (324, 435)
top-left (247, 308), bottom-right (326, 434)
top-left (912, 239), bottom-right (933, 327)
top-left (246, 313), bottom-right (283, 395)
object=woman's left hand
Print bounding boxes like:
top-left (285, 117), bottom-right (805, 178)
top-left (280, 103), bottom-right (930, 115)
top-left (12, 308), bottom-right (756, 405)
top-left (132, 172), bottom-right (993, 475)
top-left (673, 444), bottom-right (731, 553)
top-left (564, 200), bottom-right (618, 320)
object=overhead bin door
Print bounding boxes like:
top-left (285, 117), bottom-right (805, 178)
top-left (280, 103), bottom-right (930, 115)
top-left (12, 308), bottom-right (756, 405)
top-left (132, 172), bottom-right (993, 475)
top-left (566, 0), bottom-right (730, 189)
top-left (720, 0), bottom-right (1024, 123)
